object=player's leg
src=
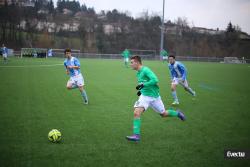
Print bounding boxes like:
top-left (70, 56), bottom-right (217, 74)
top-left (150, 97), bottom-right (185, 121)
top-left (124, 58), bottom-right (129, 67)
top-left (161, 109), bottom-right (186, 121)
top-left (180, 80), bottom-right (196, 96)
top-left (3, 54), bottom-right (7, 64)
top-left (124, 58), bottom-right (126, 67)
top-left (126, 96), bottom-right (149, 141)
top-left (126, 107), bottom-right (144, 141)
top-left (77, 75), bottom-right (88, 104)
top-left (171, 79), bottom-right (179, 105)
top-left (66, 79), bottom-right (78, 90)
top-left (162, 56), bottom-right (167, 63)
top-left (78, 85), bottom-right (88, 104)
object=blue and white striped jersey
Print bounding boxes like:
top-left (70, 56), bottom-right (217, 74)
top-left (168, 61), bottom-right (187, 80)
top-left (64, 57), bottom-right (81, 77)
top-left (1, 47), bottom-right (8, 54)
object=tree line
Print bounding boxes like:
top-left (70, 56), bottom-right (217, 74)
top-left (0, 0), bottom-right (249, 58)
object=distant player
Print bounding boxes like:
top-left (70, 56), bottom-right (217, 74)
top-left (168, 54), bottom-right (196, 105)
top-left (48, 48), bottom-right (53, 57)
top-left (64, 48), bottom-right (88, 104)
top-left (126, 55), bottom-right (185, 142)
top-left (1, 44), bottom-right (8, 64)
top-left (121, 49), bottom-right (131, 68)
top-left (160, 49), bottom-right (168, 62)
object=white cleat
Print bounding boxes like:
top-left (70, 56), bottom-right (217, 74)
top-left (172, 101), bottom-right (179, 105)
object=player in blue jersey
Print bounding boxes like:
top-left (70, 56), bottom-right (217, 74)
top-left (64, 48), bottom-right (88, 104)
top-left (1, 44), bottom-right (8, 64)
top-left (168, 54), bottom-right (196, 105)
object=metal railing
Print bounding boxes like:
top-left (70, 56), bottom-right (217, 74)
top-left (12, 51), bottom-right (250, 63)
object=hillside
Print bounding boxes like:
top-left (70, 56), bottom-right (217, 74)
top-left (0, 0), bottom-right (249, 58)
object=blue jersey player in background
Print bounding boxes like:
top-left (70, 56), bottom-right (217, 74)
top-left (64, 48), bottom-right (88, 104)
top-left (1, 44), bottom-right (8, 64)
top-left (168, 54), bottom-right (195, 105)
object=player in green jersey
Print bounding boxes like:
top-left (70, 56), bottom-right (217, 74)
top-left (160, 49), bottom-right (168, 62)
top-left (121, 49), bottom-right (131, 68)
top-left (126, 55), bottom-right (186, 142)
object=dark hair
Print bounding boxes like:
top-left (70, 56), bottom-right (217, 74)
top-left (64, 48), bottom-right (71, 54)
top-left (130, 55), bottom-right (142, 64)
top-left (168, 54), bottom-right (175, 59)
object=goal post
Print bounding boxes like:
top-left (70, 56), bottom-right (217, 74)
top-left (223, 57), bottom-right (242, 64)
top-left (21, 48), bottom-right (48, 58)
top-left (20, 48), bottom-right (81, 58)
top-left (50, 49), bottom-right (81, 58)
top-left (128, 49), bottom-right (157, 58)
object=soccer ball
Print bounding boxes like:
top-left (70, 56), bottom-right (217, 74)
top-left (48, 129), bottom-right (62, 143)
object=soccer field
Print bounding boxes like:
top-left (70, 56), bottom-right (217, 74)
top-left (0, 57), bottom-right (249, 167)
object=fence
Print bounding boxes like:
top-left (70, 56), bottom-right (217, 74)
top-left (12, 51), bottom-right (250, 63)
top-left (49, 52), bottom-right (157, 60)
top-left (176, 56), bottom-right (224, 62)
top-left (76, 53), bottom-right (250, 63)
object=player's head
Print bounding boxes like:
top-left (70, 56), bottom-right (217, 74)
top-left (64, 48), bottom-right (71, 58)
top-left (2, 44), bottom-right (4, 47)
top-left (130, 55), bottom-right (142, 70)
top-left (168, 54), bottom-right (176, 64)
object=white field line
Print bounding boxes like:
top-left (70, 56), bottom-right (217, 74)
top-left (0, 64), bottom-right (62, 68)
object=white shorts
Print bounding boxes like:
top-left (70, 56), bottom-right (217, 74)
top-left (67, 73), bottom-right (84, 87)
top-left (162, 56), bottom-right (168, 60)
top-left (172, 77), bottom-right (189, 88)
top-left (124, 57), bottom-right (129, 62)
top-left (134, 95), bottom-right (166, 114)
top-left (2, 53), bottom-right (7, 58)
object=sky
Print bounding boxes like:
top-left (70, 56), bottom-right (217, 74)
top-left (54, 0), bottom-right (250, 34)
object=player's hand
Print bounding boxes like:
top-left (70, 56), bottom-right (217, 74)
top-left (137, 91), bottom-right (141, 96)
top-left (136, 84), bottom-right (144, 90)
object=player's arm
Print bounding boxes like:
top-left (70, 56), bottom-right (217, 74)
top-left (168, 65), bottom-right (174, 80)
top-left (121, 50), bottom-right (124, 57)
top-left (136, 69), bottom-right (159, 90)
top-left (73, 58), bottom-right (81, 69)
top-left (128, 50), bottom-right (131, 57)
top-left (178, 63), bottom-right (187, 80)
top-left (64, 62), bottom-right (69, 75)
top-left (68, 65), bottom-right (80, 69)
top-left (68, 58), bottom-right (81, 69)
top-left (143, 69), bottom-right (159, 87)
